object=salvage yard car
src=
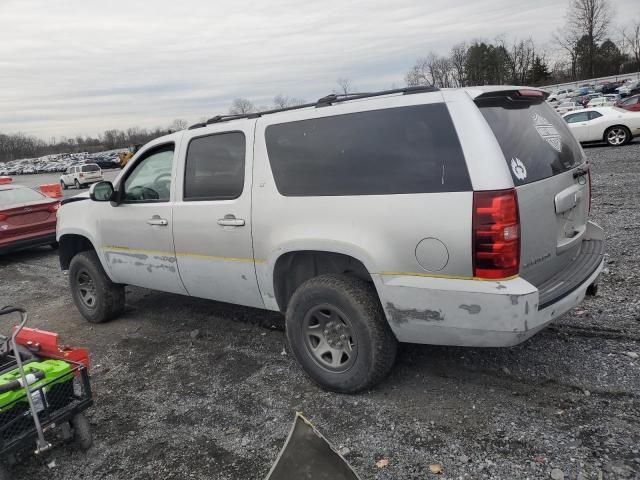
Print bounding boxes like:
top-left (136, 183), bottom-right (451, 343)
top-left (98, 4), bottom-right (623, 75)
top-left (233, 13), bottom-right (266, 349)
top-left (563, 107), bottom-right (640, 146)
top-left (57, 86), bottom-right (605, 393)
top-left (0, 183), bottom-right (60, 254)
top-left (60, 163), bottom-right (103, 190)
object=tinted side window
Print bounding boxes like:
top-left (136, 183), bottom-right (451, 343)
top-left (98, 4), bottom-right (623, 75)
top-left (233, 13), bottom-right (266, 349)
top-left (184, 132), bottom-right (245, 201)
top-left (123, 144), bottom-right (174, 202)
top-left (265, 104), bottom-right (470, 196)
top-left (566, 111), bottom-right (589, 123)
top-left (588, 111), bottom-right (603, 120)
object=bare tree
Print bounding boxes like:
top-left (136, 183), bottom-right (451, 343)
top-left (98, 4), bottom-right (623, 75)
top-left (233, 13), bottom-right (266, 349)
top-left (229, 98), bottom-right (256, 115)
top-left (273, 94), bottom-right (306, 109)
top-left (450, 43), bottom-right (467, 87)
top-left (169, 119), bottom-right (188, 131)
top-left (622, 21), bottom-right (640, 69)
top-left (335, 78), bottom-right (354, 94)
top-left (568, 0), bottom-right (612, 77)
top-left (405, 52), bottom-right (455, 87)
top-left (553, 28), bottom-right (581, 80)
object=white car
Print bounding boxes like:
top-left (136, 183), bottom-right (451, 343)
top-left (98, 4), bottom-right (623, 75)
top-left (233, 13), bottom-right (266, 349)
top-left (548, 88), bottom-right (573, 102)
top-left (556, 101), bottom-right (584, 115)
top-left (563, 107), bottom-right (640, 146)
top-left (586, 97), bottom-right (615, 108)
top-left (60, 163), bottom-right (103, 189)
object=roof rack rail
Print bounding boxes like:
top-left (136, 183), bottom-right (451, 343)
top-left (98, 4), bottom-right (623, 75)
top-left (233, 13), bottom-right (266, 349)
top-left (188, 85), bottom-right (440, 129)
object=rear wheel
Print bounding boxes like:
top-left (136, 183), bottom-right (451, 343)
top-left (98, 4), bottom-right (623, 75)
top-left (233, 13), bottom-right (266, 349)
top-left (74, 179), bottom-right (80, 189)
top-left (69, 250), bottom-right (125, 323)
top-left (285, 274), bottom-right (397, 393)
top-left (605, 126), bottom-right (630, 146)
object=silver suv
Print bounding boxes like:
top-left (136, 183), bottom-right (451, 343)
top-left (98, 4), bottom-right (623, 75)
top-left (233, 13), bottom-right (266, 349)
top-left (57, 86), bottom-right (604, 393)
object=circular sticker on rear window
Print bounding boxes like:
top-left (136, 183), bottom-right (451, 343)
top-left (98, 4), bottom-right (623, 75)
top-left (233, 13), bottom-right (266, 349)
top-left (531, 112), bottom-right (562, 152)
top-left (511, 157), bottom-right (527, 181)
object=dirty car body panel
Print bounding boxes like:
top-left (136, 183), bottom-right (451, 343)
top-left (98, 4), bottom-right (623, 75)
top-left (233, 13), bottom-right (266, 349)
top-left (57, 85), bottom-right (603, 349)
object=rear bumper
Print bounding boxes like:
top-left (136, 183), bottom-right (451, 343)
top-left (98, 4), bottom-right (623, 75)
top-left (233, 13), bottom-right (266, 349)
top-left (0, 232), bottom-right (56, 255)
top-left (374, 222), bottom-right (604, 347)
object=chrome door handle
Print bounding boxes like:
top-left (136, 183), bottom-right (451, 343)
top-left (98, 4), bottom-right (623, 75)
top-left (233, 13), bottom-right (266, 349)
top-left (217, 214), bottom-right (245, 227)
top-left (147, 216), bottom-right (168, 226)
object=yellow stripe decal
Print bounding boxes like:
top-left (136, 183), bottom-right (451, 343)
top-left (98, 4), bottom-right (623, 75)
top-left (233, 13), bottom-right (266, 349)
top-left (103, 246), bottom-right (265, 264)
top-left (378, 271), bottom-right (519, 282)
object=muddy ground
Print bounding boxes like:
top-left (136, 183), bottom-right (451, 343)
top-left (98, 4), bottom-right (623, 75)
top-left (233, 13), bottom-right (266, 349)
top-left (1, 141), bottom-right (639, 480)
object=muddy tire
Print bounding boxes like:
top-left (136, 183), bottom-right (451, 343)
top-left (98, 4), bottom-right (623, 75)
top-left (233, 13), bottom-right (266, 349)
top-left (69, 250), bottom-right (125, 323)
top-left (286, 274), bottom-right (397, 393)
top-left (71, 413), bottom-right (92, 450)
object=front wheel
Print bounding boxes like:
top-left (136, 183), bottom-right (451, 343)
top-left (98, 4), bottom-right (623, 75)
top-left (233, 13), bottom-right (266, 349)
top-left (286, 274), bottom-right (397, 393)
top-left (69, 250), bottom-right (125, 323)
top-left (60, 180), bottom-right (67, 190)
top-left (605, 126), bottom-right (630, 146)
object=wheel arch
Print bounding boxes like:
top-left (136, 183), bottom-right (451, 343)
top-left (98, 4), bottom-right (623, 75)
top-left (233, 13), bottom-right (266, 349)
top-left (271, 250), bottom-right (376, 313)
top-left (59, 233), bottom-right (97, 270)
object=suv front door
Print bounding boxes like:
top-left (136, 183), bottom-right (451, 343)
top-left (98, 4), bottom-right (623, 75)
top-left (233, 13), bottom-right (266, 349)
top-left (172, 125), bottom-right (263, 308)
top-left (99, 141), bottom-right (187, 295)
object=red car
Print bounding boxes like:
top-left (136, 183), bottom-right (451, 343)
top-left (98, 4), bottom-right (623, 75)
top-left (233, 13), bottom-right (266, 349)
top-left (0, 184), bottom-right (60, 254)
top-left (617, 94), bottom-right (640, 112)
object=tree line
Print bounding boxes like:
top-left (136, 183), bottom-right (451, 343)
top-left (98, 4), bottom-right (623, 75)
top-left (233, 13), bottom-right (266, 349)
top-left (0, 119), bottom-right (188, 163)
top-left (406, 0), bottom-right (639, 88)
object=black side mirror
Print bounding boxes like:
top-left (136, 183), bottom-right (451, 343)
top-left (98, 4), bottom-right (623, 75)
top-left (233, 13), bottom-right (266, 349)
top-left (89, 181), bottom-right (114, 202)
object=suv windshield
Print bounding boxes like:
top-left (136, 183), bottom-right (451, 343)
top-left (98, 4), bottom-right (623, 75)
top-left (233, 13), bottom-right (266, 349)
top-left (476, 96), bottom-right (584, 185)
top-left (0, 187), bottom-right (46, 206)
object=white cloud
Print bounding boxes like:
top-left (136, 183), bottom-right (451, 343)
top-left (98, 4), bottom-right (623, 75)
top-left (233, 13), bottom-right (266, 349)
top-left (1, 0), bottom-right (637, 138)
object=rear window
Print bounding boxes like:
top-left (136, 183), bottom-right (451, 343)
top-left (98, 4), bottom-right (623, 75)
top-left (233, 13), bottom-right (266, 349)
top-left (0, 187), bottom-right (45, 206)
top-left (265, 103), bottom-right (471, 196)
top-left (81, 164), bottom-right (100, 172)
top-left (477, 98), bottom-right (583, 185)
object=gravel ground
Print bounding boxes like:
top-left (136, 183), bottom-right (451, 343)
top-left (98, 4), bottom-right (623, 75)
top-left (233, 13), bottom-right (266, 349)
top-left (0, 141), bottom-right (639, 480)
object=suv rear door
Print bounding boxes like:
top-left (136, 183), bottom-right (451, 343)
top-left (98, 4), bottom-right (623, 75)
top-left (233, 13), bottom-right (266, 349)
top-left (171, 123), bottom-right (263, 308)
top-left (475, 91), bottom-right (593, 290)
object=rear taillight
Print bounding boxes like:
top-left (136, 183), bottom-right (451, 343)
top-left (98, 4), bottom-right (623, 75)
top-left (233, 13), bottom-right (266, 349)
top-left (472, 189), bottom-right (520, 279)
top-left (0, 213), bottom-right (6, 222)
top-left (587, 166), bottom-right (592, 213)
top-left (47, 203), bottom-right (60, 213)
top-left (79, 173), bottom-right (84, 178)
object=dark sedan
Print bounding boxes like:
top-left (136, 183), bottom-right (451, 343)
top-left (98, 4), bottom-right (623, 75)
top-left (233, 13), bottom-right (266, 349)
top-left (0, 184), bottom-right (60, 254)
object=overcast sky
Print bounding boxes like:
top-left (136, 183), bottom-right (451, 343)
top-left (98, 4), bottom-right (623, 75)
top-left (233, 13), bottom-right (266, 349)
top-left (1, 0), bottom-right (637, 139)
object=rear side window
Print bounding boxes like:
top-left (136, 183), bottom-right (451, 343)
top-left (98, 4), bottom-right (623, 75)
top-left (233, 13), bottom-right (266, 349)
top-left (565, 112), bottom-right (589, 123)
top-left (81, 164), bottom-right (100, 172)
top-left (477, 98), bottom-right (583, 185)
top-left (265, 103), bottom-right (470, 196)
top-left (184, 132), bottom-right (245, 201)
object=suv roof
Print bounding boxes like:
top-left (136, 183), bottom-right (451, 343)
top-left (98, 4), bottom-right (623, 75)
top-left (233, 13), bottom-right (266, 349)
top-left (187, 85), bottom-right (546, 131)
